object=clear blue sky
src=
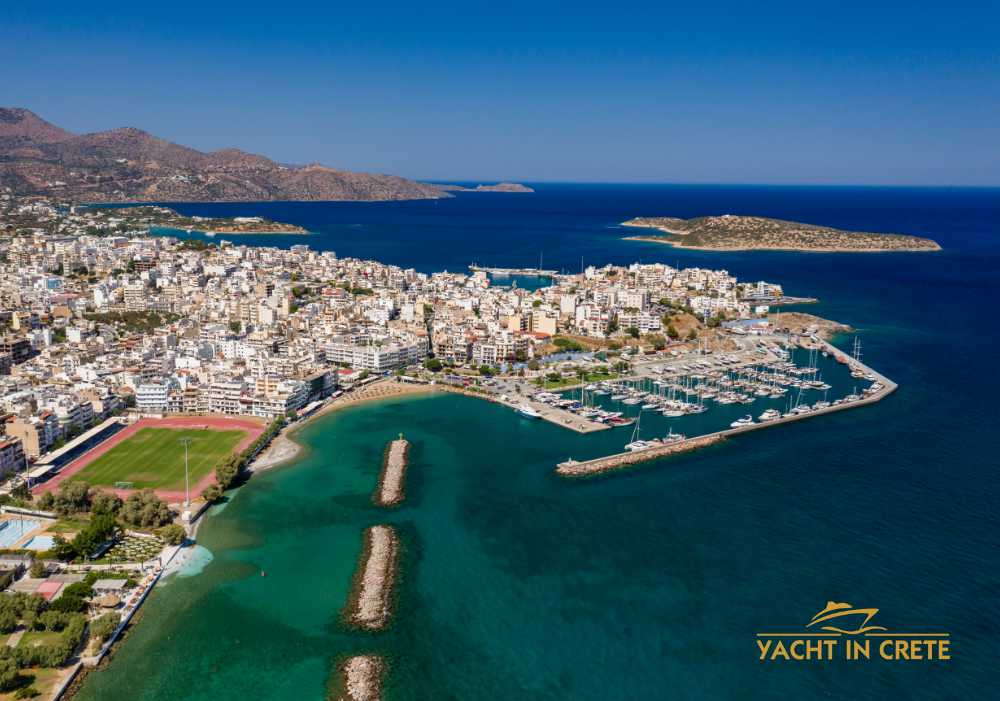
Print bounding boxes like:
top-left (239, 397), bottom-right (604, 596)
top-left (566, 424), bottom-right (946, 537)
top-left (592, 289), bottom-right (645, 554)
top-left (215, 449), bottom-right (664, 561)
top-left (3, 1), bottom-right (998, 185)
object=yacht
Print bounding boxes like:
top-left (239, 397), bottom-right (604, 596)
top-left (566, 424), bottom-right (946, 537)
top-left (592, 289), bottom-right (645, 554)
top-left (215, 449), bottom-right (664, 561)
top-left (730, 415), bottom-right (755, 428)
top-left (758, 408), bottom-right (781, 422)
top-left (518, 405), bottom-right (542, 419)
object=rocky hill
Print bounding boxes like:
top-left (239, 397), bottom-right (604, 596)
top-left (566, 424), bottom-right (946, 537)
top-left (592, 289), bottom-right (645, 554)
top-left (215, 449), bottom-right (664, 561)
top-left (0, 108), bottom-right (449, 203)
top-left (622, 215), bottom-right (941, 252)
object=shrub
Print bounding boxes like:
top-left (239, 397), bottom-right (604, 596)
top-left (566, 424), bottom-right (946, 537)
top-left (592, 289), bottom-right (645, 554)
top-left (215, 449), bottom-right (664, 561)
top-left (160, 524), bottom-right (186, 546)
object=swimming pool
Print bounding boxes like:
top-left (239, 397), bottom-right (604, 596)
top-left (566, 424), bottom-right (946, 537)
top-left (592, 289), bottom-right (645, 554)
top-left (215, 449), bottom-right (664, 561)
top-left (23, 535), bottom-right (55, 551)
top-left (0, 519), bottom-right (42, 548)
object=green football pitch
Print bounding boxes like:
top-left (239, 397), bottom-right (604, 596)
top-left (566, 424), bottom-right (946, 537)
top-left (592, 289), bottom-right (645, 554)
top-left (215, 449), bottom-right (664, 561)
top-left (69, 427), bottom-right (247, 490)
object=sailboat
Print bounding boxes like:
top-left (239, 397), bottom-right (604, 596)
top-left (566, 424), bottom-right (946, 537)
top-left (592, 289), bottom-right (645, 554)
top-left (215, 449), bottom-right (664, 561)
top-left (624, 412), bottom-right (648, 451)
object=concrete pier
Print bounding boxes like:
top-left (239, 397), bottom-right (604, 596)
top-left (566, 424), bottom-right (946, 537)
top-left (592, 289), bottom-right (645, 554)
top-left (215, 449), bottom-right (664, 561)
top-left (557, 339), bottom-right (898, 477)
top-left (336, 655), bottom-right (383, 701)
top-left (374, 437), bottom-right (409, 507)
top-left (557, 434), bottom-right (724, 476)
top-left (345, 525), bottom-right (399, 630)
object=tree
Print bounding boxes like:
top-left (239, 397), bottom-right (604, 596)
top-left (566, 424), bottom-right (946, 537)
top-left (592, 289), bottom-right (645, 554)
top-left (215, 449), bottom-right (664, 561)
top-left (527, 359), bottom-right (540, 371)
top-left (160, 524), bottom-right (186, 546)
top-left (52, 481), bottom-right (91, 516)
top-left (36, 492), bottom-right (54, 511)
top-left (90, 491), bottom-right (122, 516)
top-left (666, 324), bottom-right (679, 340)
top-left (201, 484), bottom-right (223, 503)
top-left (119, 490), bottom-right (173, 528)
top-left (89, 612), bottom-right (120, 645)
top-left (646, 333), bottom-right (667, 351)
top-left (29, 560), bottom-right (45, 578)
top-left (0, 658), bottom-right (19, 692)
top-left (0, 611), bottom-right (16, 635)
top-left (423, 357), bottom-right (443, 372)
top-left (626, 326), bottom-right (640, 339)
top-left (9, 483), bottom-right (31, 502)
top-left (687, 329), bottom-right (698, 340)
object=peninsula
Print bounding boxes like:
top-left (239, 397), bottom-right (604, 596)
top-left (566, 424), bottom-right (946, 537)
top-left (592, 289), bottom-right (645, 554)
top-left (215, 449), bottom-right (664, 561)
top-left (435, 182), bottom-right (534, 193)
top-left (89, 205), bottom-right (309, 235)
top-left (621, 215), bottom-right (941, 252)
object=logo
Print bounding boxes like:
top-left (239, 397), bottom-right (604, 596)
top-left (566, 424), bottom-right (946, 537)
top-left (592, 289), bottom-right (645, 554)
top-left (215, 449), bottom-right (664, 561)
top-left (756, 601), bottom-right (951, 662)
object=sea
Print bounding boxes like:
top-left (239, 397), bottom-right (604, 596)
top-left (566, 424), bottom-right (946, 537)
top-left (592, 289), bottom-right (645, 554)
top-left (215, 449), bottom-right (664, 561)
top-left (75, 185), bottom-right (999, 700)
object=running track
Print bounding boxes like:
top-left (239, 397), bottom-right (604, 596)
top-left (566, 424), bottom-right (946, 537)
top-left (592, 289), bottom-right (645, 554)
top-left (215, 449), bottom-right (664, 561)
top-left (33, 416), bottom-right (265, 503)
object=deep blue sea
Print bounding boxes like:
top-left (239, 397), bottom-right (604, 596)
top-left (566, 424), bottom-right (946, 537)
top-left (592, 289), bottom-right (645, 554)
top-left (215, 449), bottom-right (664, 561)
top-left (79, 185), bottom-right (999, 699)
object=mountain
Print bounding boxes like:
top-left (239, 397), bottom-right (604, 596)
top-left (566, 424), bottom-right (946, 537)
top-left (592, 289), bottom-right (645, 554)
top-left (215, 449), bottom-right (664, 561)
top-left (0, 108), bottom-right (449, 203)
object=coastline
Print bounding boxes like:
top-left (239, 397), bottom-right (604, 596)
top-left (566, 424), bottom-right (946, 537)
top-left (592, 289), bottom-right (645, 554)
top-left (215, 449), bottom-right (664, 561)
top-left (249, 380), bottom-right (441, 475)
top-left (622, 234), bottom-right (942, 253)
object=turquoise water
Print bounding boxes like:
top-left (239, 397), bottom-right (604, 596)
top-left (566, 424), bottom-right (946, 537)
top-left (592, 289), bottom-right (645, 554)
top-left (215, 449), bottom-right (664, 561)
top-left (78, 186), bottom-right (999, 698)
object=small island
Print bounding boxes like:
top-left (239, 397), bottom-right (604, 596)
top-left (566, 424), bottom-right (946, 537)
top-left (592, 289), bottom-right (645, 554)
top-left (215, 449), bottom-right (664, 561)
top-left (621, 215), bottom-right (941, 252)
top-left (434, 182), bottom-right (534, 193)
top-left (90, 205), bottom-right (309, 235)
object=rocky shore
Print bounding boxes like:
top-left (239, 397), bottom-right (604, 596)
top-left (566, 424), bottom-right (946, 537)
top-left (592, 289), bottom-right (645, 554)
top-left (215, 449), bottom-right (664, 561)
top-left (375, 438), bottom-right (410, 507)
top-left (345, 525), bottom-right (399, 630)
top-left (335, 655), bottom-right (384, 701)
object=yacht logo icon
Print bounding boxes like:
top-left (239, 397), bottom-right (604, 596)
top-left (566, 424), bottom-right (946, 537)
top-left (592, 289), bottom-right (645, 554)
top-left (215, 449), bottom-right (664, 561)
top-left (806, 601), bottom-right (887, 635)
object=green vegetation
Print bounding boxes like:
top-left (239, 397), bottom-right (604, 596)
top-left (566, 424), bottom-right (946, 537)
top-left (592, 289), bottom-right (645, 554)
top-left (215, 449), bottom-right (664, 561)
top-left (69, 427), bottom-right (246, 491)
top-left (83, 311), bottom-right (181, 334)
top-left (537, 369), bottom-right (616, 389)
top-left (88, 613), bottom-right (120, 645)
top-left (551, 337), bottom-right (584, 352)
top-left (159, 524), bottom-right (186, 546)
top-left (214, 418), bottom-right (284, 490)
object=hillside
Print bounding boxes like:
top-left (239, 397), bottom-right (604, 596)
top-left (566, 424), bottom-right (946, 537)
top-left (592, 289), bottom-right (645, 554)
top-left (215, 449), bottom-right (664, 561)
top-left (622, 215), bottom-right (941, 252)
top-left (0, 108), bottom-right (449, 203)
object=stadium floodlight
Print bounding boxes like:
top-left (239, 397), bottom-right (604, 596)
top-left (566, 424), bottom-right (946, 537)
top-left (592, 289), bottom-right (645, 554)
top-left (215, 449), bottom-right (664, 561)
top-left (178, 437), bottom-right (195, 508)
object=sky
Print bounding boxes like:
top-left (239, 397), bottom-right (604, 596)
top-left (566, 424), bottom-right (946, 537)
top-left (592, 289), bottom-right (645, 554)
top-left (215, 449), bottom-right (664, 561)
top-left (2, 1), bottom-right (998, 185)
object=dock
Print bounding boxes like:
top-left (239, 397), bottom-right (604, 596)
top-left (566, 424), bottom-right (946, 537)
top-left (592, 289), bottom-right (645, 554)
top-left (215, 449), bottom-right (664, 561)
top-left (344, 525), bottom-right (399, 630)
top-left (374, 436), bottom-right (409, 506)
top-left (469, 264), bottom-right (557, 277)
top-left (494, 394), bottom-right (611, 433)
top-left (557, 339), bottom-right (897, 477)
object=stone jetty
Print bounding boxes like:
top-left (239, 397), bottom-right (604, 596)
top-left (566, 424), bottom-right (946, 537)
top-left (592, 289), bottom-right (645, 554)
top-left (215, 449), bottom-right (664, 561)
top-left (556, 434), bottom-right (724, 476)
top-left (374, 436), bottom-right (409, 507)
top-left (336, 655), bottom-right (383, 701)
top-left (345, 525), bottom-right (399, 630)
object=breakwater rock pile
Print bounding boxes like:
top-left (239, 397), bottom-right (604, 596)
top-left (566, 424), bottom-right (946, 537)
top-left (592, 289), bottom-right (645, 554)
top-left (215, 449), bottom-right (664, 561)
top-left (336, 655), bottom-right (383, 701)
top-left (374, 438), bottom-right (409, 507)
top-left (345, 525), bottom-right (399, 630)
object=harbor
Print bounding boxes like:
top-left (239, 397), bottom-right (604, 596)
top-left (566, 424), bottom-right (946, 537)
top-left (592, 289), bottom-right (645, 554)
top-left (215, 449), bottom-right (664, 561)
top-left (556, 338), bottom-right (897, 476)
top-left (468, 264), bottom-right (558, 276)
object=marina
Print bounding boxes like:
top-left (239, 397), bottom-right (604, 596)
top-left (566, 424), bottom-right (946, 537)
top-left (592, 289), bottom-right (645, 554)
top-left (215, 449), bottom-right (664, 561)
top-left (468, 264), bottom-right (558, 276)
top-left (557, 339), bottom-right (897, 476)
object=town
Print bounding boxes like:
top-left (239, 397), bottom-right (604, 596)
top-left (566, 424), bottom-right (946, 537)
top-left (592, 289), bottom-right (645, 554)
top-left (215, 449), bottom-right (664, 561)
top-left (0, 191), bottom-right (891, 698)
